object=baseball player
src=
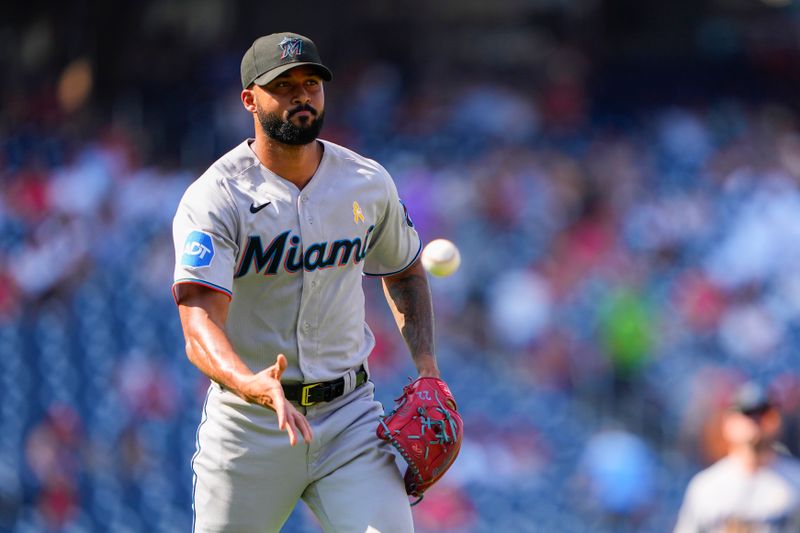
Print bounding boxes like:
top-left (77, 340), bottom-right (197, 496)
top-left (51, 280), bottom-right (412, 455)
top-left (172, 32), bottom-right (441, 532)
top-left (674, 382), bottom-right (800, 532)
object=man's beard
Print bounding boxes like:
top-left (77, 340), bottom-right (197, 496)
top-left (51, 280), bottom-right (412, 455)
top-left (747, 433), bottom-right (774, 453)
top-left (257, 104), bottom-right (325, 146)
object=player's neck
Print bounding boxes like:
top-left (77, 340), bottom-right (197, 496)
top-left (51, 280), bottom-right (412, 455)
top-left (251, 136), bottom-right (323, 190)
top-left (730, 444), bottom-right (776, 472)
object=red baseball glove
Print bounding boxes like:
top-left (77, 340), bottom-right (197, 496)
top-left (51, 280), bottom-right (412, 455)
top-left (377, 377), bottom-right (463, 502)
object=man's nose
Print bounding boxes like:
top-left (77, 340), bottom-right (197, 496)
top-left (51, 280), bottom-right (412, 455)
top-left (290, 85), bottom-right (311, 104)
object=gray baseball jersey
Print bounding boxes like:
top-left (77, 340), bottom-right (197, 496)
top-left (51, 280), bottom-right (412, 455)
top-left (675, 455), bottom-right (800, 532)
top-left (172, 138), bottom-right (421, 383)
top-left (175, 138), bottom-right (419, 532)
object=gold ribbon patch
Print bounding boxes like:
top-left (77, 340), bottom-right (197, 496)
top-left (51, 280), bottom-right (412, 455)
top-left (353, 201), bottom-right (365, 223)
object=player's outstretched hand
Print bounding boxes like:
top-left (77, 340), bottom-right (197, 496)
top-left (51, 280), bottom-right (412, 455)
top-left (240, 354), bottom-right (313, 446)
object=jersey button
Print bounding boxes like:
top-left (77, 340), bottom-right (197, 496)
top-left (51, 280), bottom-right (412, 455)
top-left (303, 322), bottom-right (311, 332)
top-left (307, 216), bottom-right (314, 224)
top-left (301, 195), bottom-right (309, 203)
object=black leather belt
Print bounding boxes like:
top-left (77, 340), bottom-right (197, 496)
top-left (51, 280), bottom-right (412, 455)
top-left (282, 366), bottom-right (368, 406)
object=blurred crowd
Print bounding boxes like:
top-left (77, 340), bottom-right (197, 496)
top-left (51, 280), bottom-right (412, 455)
top-left (5, 3), bottom-right (800, 532)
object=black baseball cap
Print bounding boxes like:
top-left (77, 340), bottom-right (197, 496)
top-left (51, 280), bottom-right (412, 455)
top-left (241, 32), bottom-right (332, 89)
top-left (732, 382), bottom-right (773, 415)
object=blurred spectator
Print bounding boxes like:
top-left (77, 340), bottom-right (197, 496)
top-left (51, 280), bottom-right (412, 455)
top-left (488, 268), bottom-right (552, 349)
top-left (115, 349), bottom-right (179, 422)
top-left (23, 404), bottom-right (85, 530)
top-left (0, 461), bottom-right (22, 530)
top-left (577, 428), bottom-right (656, 528)
top-left (599, 287), bottom-right (655, 381)
top-left (446, 416), bottom-right (549, 490)
top-left (412, 482), bottom-right (478, 533)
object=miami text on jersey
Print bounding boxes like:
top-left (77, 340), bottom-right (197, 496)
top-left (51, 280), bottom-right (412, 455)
top-left (235, 225), bottom-right (376, 277)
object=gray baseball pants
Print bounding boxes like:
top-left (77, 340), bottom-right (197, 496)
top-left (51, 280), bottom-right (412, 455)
top-left (191, 380), bottom-right (414, 533)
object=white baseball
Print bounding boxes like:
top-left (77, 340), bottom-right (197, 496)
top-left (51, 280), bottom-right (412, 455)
top-left (421, 239), bottom-right (461, 277)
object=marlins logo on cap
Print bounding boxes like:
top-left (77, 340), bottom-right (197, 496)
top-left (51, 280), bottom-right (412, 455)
top-left (279, 37), bottom-right (303, 59)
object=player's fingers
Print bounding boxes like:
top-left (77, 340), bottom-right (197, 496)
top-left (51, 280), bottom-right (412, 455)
top-left (284, 414), bottom-right (299, 446)
top-left (286, 410), bottom-right (312, 445)
top-left (296, 412), bottom-right (313, 443)
top-left (272, 393), bottom-right (288, 430)
top-left (268, 353), bottom-right (288, 381)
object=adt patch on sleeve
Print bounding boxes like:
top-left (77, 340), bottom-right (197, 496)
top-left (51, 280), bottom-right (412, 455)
top-left (182, 230), bottom-right (215, 268)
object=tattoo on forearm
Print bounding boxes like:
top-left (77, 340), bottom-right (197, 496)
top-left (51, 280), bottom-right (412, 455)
top-left (386, 271), bottom-right (434, 360)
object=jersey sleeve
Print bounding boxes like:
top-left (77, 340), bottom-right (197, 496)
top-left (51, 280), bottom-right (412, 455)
top-left (172, 178), bottom-right (240, 301)
top-left (363, 169), bottom-right (422, 276)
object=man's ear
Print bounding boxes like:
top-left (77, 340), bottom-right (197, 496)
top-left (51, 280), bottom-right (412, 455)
top-left (241, 88), bottom-right (257, 113)
top-left (762, 408), bottom-right (783, 435)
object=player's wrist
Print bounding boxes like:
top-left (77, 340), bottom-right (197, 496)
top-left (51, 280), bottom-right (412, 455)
top-left (230, 371), bottom-right (261, 401)
top-left (415, 356), bottom-right (440, 379)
